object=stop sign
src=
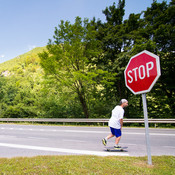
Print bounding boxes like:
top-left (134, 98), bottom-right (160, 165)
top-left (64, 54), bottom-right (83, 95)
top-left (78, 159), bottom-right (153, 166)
top-left (124, 50), bottom-right (161, 94)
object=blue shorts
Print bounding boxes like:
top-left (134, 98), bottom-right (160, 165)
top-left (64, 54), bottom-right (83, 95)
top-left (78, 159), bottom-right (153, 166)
top-left (110, 127), bottom-right (122, 137)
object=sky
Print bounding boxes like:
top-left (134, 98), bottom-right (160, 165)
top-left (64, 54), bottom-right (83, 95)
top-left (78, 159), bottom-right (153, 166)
top-left (0, 0), bottom-right (171, 63)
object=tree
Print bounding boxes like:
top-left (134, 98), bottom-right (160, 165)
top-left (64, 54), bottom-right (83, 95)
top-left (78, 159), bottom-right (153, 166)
top-left (94, 0), bottom-right (127, 101)
top-left (131, 0), bottom-right (175, 116)
top-left (39, 17), bottom-right (116, 118)
top-left (93, 0), bottom-right (175, 118)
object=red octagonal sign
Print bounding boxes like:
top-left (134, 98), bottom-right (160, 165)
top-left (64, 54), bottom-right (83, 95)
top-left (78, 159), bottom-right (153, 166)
top-left (124, 50), bottom-right (161, 95)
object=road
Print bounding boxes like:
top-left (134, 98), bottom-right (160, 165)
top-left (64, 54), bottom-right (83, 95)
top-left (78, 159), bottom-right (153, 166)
top-left (0, 124), bottom-right (175, 158)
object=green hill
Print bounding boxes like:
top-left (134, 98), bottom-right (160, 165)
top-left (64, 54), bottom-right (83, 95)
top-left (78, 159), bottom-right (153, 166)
top-left (0, 47), bottom-right (54, 118)
top-left (0, 47), bottom-right (46, 76)
top-left (0, 46), bottom-right (85, 119)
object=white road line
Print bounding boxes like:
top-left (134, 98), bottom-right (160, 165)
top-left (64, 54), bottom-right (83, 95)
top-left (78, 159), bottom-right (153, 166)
top-left (0, 127), bottom-right (175, 136)
top-left (149, 133), bottom-right (175, 136)
top-left (63, 139), bottom-right (86, 143)
top-left (0, 127), bottom-right (107, 134)
top-left (0, 135), bottom-right (16, 139)
top-left (124, 132), bottom-right (175, 137)
top-left (63, 130), bottom-right (107, 134)
top-left (163, 146), bottom-right (175, 149)
top-left (27, 137), bottom-right (47, 140)
top-left (127, 144), bottom-right (137, 146)
top-left (0, 143), bottom-right (129, 157)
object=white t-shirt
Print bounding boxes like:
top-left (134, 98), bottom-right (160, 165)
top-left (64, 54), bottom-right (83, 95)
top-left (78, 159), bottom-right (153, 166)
top-left (108, 105), bottom-right (124, 129)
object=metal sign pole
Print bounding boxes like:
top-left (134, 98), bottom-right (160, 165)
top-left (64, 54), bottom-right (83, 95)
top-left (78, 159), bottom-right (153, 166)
top-left (142, 93), bottom-right (152, 165)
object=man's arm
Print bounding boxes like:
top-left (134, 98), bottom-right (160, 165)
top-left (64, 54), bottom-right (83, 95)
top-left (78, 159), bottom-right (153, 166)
top-left (120, 119), bottom-right (123, 129)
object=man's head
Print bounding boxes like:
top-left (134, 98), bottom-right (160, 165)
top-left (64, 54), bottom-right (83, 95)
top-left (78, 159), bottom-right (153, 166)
top-left (120, 99), bottom-right (128, 108)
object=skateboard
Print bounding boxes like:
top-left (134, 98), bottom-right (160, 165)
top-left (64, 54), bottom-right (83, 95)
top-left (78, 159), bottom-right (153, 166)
top-left (105, 146), bottom-right (128, 152)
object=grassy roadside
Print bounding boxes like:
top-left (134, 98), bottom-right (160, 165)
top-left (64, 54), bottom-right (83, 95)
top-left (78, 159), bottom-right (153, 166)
top-left (0, 155), bottom-right (174, 175)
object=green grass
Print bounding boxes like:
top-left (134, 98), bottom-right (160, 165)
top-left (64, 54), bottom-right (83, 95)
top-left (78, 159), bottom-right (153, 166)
top-left (0, 156), bottom-right (174, 175)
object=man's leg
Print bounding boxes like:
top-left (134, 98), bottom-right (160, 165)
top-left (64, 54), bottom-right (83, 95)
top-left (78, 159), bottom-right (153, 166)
top-left (115, 136), bottom-right (121, 145)
top-left (102, 133), bottom-right (114, 146)
top-left (106, 133), bottom-right (114, 140)
top-left (114, 129), bottom-right (122, 148)
top-left (102, 132), bottom-right (114, 146)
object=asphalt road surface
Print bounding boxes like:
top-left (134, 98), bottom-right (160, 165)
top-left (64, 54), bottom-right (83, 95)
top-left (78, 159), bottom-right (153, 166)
top-left (0, 124), bottom-right (175, 158)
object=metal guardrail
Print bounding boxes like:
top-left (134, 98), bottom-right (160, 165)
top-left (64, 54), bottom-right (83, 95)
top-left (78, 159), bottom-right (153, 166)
top-left (0, 118), bottom-right (175, 124)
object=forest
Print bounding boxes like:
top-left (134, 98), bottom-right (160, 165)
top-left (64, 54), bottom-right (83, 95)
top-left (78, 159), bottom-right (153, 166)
top-left (0, 0), bottom-right (174, 119)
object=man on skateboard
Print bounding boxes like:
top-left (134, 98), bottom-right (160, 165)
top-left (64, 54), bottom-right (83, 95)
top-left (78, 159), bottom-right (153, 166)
top-left (102, 99), bottom-right (128, 149)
